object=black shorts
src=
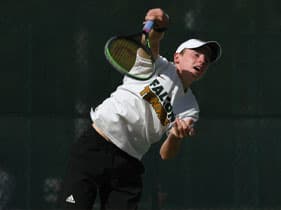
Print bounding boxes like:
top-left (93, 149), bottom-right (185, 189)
top-left (60, 127), bottom-right (145, 210)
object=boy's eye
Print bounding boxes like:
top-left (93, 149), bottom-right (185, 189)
top-left (193, 52), bottom-right (200, 57)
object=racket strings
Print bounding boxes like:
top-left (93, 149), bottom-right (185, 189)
top-left (109, 39), bottom-right (139, 71)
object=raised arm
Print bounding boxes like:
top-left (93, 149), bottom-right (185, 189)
top-left (138, 8), bottom-right (169, 59)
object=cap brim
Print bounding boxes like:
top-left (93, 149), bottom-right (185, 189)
top-left (203, 41), bottom-right (221, 63)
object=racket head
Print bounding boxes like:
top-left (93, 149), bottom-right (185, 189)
top-left (104, 35), bottom-right (155, 80)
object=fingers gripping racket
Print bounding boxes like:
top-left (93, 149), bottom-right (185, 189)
top-left (104, 20), bottom-right (156, 80)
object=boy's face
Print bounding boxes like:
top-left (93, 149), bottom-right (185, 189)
top-left (174, 46), bottom-right (211, 84)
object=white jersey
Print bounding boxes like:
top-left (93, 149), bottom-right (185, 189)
top-left (91, 55), bottom-right (199, 160)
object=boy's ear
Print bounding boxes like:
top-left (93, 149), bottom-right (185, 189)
top-left (174, 53), bottom-right (180, 64)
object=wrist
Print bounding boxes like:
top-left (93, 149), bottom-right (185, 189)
top-left (169, 132), bottom-right (183, 142)
top-left (153, 27), bottom-right (167, 33)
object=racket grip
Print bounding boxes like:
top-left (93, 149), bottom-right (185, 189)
top-left (143, 20), bottom-right (154, 33)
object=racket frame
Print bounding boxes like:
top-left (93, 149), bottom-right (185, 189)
top-left (104, 21), bottom-right (156, 80)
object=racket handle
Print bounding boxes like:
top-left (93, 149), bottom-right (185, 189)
top-left (143, 20), bottom-right (154, 33)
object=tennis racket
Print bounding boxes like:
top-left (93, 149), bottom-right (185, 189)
top-left (104, 20), bottom-right (156, 80)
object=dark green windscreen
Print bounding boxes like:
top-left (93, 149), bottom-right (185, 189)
top-left (0, 0), bottom-right (280, 209)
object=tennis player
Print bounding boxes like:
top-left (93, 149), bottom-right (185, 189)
top-left (60, 8), bottom-right (221, 210)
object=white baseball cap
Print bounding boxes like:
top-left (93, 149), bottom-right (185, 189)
top-left (175, 38), bottom-right (222, 63)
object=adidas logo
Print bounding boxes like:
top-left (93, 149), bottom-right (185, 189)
top-left (65, 194), bottom-right (76, 204)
